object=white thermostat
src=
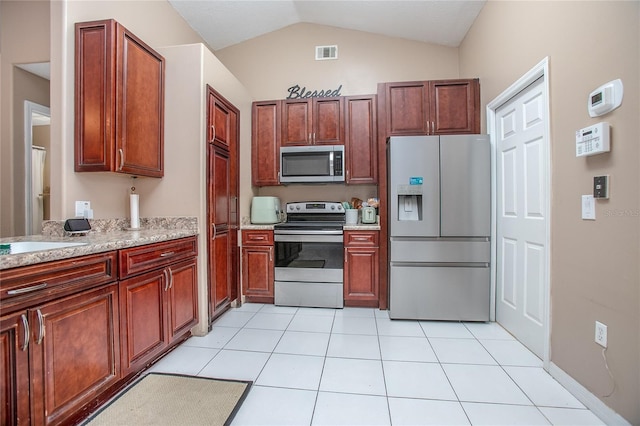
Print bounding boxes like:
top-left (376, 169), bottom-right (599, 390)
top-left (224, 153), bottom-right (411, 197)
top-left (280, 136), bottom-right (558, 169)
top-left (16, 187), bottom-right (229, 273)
top-left (576, 122), bottom-right (610, 157)
top-left (588, 79), bottom-right (623, 117)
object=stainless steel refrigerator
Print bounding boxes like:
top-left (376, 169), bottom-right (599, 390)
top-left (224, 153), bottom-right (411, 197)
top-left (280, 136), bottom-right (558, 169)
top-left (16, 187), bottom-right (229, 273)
top-left (388, 135), bottom-right (491, 321)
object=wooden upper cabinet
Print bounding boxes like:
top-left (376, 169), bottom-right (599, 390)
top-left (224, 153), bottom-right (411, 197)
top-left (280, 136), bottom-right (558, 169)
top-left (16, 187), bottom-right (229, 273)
top-left (380, 79), bottom-right (480, 136)
top-left (75, 19), bottom-right (165, 177)
top-left (313, 97), bottom-right (344, 145)
top-left (384, 81), bottom-right (430, 135)
top-left (281, 99), bottom-right (312, 146)
top-left (281, 97), bottom-right (343, 146)
top-left (251, 100), bottom-right (281, 186)
top-left (429, 79), bottom-right (480, 135)
top-left (345, 95), bottom-right (377, 184)
top-left (207, 86), bottom-right (236, 150)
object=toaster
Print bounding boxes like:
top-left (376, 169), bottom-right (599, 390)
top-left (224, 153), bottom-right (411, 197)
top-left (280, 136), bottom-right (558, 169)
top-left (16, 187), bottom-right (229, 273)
top-left (250, 196), bottom-right (282, 224)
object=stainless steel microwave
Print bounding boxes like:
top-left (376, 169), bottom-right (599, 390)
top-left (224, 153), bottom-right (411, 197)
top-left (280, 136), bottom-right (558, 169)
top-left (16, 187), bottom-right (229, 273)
top-left (280, 145), bottom-right (345, 183)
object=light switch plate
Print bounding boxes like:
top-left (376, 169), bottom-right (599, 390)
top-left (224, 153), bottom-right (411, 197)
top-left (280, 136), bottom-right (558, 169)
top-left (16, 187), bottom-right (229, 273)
top-left (582, 195), bottom-right (595, 220)
top-left (594, 175), bottom-right (609, 199)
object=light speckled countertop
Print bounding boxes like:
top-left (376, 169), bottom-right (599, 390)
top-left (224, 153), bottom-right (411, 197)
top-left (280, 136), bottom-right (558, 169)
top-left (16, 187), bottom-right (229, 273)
top-left (0, 217), bottom-right (198, 270)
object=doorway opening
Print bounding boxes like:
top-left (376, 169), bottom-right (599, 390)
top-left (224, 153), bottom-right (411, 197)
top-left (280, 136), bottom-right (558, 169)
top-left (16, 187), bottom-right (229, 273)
top-left (24, 100), bottom-right (51, 235)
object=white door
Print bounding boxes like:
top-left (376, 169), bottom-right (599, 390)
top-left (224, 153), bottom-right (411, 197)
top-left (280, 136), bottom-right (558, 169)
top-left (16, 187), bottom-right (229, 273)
top-left (495, 76), bottom-right (548, 358)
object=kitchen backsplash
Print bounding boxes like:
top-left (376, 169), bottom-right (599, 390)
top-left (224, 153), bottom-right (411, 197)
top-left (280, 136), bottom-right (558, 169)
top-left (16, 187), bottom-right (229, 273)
top-left (41, 217), bottom-right (198, 237)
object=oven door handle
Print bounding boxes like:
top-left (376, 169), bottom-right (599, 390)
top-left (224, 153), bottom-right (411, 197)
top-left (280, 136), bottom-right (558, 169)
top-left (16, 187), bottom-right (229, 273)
top-left (275, 233), bottom-right (343, 243)
top-left (275, 230), bottom-right (343, 236)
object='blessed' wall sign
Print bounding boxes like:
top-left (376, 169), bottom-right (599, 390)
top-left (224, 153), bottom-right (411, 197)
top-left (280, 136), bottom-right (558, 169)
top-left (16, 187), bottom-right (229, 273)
top-left (286, 84), bottom-right (343, 99)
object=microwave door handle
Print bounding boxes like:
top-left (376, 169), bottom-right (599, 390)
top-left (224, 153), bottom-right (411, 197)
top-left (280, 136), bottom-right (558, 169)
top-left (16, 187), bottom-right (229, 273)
top-left (329, 151), bottom-right (334, 176)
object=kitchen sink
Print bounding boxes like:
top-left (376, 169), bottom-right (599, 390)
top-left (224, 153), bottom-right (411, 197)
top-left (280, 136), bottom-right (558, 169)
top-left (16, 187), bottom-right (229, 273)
top-left (2, 241), bottom-right (88, 254)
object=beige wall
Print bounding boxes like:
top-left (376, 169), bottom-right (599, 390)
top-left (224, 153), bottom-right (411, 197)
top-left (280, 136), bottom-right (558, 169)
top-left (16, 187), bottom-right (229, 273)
top-left (156, 43), bottom-right (253, 334)
top-left (216, 22), bottom-right (460, 204)
top-left (460, 1), bottom-right (639, 423)
top-left (0, 0), bottom-right (50, 237)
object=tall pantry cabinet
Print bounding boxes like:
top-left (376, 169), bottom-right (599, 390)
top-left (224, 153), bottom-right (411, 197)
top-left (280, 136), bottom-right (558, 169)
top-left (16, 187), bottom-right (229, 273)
top-left (207, 85), bottom-right (240, 323)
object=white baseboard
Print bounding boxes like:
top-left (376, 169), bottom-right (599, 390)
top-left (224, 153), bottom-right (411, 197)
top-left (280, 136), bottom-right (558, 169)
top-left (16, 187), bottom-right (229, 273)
top-left (548, 362), bottom-right (631, 426)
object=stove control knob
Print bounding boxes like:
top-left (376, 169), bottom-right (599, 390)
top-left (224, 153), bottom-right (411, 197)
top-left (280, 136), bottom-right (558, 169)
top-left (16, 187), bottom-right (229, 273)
top-left (330, 205), bottom-right (336, 210)
top-left (288, 205), bottom-right (294, 211)
top-left (295, 205), bottom-right (301, 210)
top-left (336, 205), bottom-right (342, 210)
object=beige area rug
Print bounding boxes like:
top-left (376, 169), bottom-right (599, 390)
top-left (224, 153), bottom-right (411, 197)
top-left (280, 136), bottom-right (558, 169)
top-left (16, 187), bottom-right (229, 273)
top-left (86, 373), bottom-right (251, 426)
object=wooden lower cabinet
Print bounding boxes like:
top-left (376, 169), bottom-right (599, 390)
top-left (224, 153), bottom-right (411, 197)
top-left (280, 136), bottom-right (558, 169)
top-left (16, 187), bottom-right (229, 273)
top-left (1, 283), bottom-right (120, 426)
top-left (344, 231), bottom-right (379, 307)
top-left (0, 238), bottom-right (199, 425)
top-left (119, 240), bottom-right (198, 377)
top-left (241, 230), bottom-right (274, 303)
top-left (1, 311), bottom-right (31, 426)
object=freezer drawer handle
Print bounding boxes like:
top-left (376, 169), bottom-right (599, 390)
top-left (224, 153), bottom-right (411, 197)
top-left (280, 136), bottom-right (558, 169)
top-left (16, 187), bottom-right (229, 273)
top-left (391, 262), bottom-right (490, 268)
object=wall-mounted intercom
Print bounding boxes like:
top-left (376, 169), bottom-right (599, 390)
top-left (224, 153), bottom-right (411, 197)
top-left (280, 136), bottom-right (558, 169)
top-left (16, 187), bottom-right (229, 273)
top-left (576, 122), bottom-right (610, 157)
top-left (588, 79), bottom-right (623, 117)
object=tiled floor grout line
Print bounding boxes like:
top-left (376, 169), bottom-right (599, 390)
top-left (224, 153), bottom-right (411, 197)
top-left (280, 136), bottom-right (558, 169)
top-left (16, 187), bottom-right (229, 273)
top-left (373, 313), bottom-right (394, 424)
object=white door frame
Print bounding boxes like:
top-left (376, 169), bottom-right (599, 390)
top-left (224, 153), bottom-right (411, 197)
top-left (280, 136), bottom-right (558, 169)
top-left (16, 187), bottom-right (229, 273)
top-left (487, 57), bottom-right (552, 367)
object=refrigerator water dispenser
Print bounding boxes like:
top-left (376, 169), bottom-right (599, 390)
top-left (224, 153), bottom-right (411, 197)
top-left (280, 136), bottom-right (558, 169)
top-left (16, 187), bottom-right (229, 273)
top-left (398, 195), bottom-right (420, 221)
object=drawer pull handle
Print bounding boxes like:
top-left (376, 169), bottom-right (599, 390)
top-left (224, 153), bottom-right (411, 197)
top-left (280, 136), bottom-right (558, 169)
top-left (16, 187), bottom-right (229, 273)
top-left (20, 314), bottom-right (30, 351)
top-left (7, 282), bottom-right (48, 295)
top-left (160, 252), bottom-right (175, 257)
top-left (36, 309), bottom-right (45, 345)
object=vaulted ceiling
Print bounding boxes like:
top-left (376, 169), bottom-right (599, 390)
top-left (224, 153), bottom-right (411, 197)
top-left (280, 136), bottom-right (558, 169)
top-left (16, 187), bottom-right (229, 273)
top-left (168, 0), bottom-right (486, 51)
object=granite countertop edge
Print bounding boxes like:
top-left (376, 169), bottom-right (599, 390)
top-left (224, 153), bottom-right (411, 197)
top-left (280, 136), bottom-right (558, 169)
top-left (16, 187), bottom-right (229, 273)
top-left (0, 228), bottom-right (199, 271)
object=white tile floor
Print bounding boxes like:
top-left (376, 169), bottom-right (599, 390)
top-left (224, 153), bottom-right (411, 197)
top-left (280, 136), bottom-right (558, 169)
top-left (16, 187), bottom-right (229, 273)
top-left (150, 304), bottom-right (606, 425)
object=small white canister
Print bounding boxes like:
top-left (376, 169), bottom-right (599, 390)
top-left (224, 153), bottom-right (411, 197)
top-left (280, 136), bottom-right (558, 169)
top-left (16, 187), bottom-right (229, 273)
top-left (345, 209), bottom-right (358, 224)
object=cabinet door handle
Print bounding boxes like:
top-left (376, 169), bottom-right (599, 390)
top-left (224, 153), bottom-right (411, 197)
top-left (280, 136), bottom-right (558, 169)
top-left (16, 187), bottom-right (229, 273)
top-left (212, 223), bottom-right (217, 237)
top-left (160, 251), bottom-right (175, 257)
top-left (269, 247), bottom-right (273, 262)
top-left (118, 148), bottom-right (124, 171)
top-left (7, 282), bottom-right (47, 295)
top-left (163, 268), bottom-right (170, 291)
top-left (308, 133), bottom-right (312, 143)
top-left (20, 314), bottom-right (30, 351)
top-left (426, 121), bottom-right (430, 135)
top-left (168, 267), bottom-right (174, 290)
top-left (36, 309), bottom-right (45, 345)
top-left (344, 248), bottom-right (348, 263)
top-left (212, 125), bottom-right (216, 142)
top-left (431, 121), bottom-right (435, 134)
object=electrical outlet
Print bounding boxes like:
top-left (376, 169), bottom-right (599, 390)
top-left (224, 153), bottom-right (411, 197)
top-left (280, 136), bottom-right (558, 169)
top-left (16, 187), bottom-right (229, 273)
top-left (595, 321), bottom-right (608, 348)
top-left (75, 201), bottom-right (90, 217)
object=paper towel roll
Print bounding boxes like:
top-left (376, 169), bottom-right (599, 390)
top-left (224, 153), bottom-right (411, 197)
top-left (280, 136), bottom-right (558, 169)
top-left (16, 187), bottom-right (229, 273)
top-left (130, 194), bottom-right (140, 229)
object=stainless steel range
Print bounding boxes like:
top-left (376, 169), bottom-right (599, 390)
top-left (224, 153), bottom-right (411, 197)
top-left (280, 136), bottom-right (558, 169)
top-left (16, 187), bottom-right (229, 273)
top-left (274, 201), bottom-right (345, 308)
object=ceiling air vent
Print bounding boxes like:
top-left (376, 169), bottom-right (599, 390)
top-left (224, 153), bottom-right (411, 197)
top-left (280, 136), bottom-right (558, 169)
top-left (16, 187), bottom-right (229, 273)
top-left (315, 45), bottom-right (338, 61)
